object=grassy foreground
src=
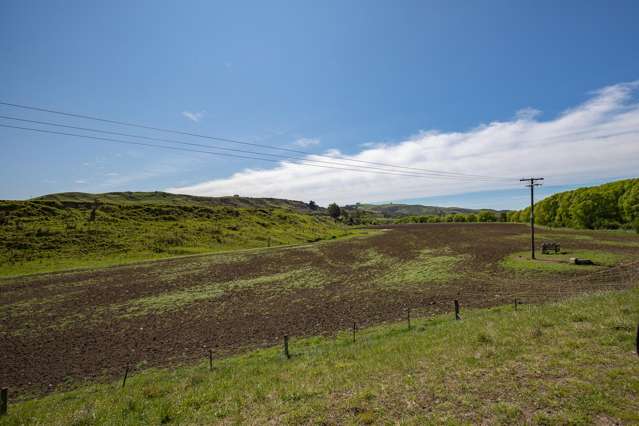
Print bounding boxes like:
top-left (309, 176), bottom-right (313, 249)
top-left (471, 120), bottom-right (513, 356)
top-left (3, 289), bottom-right (639, 425)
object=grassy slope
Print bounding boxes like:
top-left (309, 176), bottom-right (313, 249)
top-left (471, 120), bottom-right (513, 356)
top-left (3, 289), bottom-right (638, 425)
top-left (32, 191), bottom-right (321, 212)
top-left (0, 193), bottom-right (351, 277)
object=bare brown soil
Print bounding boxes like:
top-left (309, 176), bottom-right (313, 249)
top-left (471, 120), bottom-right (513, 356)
top-left (1, 223), bottom-right (638, 398)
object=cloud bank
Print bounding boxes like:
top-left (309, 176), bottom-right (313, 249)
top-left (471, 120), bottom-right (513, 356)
top-left (168, 82), bottom-right (639, 205)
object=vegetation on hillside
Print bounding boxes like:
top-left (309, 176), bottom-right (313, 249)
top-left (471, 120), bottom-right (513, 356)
top-left (3, 289), bottom-right (637, 424)
top-left (337, 202), bottom-right (508, 225)
top-left (395, 210), bottom-right (507, 224)
top-left (511, 178), bottom-right (639, 232)
top-left (0, 194), bottom-right (355, 276)
top-left (343, 202), bottom-right (488, 218)
top-left (34, 191), bottom-right (322, 213)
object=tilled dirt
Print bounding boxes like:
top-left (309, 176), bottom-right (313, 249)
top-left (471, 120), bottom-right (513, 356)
top-left (1, 223), bottom-right (638, 398)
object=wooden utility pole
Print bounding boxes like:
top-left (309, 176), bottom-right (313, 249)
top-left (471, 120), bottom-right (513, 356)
top-left (520, 177), bottom-right (544, 259)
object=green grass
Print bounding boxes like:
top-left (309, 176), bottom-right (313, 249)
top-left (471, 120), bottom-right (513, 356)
top-left (501, 250), bottom-right (627, 273)
top-left (4, 289), bottom-right (638, 424)
top-left (380, 249), bottom-right (466, 286)
top-left (118, 267), bottom-right (329, 317)
top-left (347, 247), bottom-right (465, 288)
top-left (0, 198), bottom-right (358, 277)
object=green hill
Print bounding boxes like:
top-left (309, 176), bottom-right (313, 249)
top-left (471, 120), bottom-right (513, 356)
top-left (33, 191), bottom-right (321, 213)
top-left (0, 192), bottom-right (352, 276)
top-left (511, 178), bottom-right (639, 231)
top-left (344, 202), bottom-right (497, 218)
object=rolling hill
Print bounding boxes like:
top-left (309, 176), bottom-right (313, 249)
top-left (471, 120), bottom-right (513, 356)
top-left (0, 192), bottom-right (352, 276)
top-left (33, 191), bottom-right (322, 213)
top-left (343, 202), bottom-right (501, 218)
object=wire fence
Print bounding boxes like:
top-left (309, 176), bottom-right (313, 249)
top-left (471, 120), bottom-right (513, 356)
top-left (128, 259), bottom-right (639, 383)
top-left (1, 260), bottom-right (639, 415)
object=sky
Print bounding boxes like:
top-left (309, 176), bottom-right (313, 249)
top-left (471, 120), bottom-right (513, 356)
top-left (1, 0), bottom-right (639, 209)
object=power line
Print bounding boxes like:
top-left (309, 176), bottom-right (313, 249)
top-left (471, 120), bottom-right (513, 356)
top-left (520, 177), bottom-right (544, 259)
top-left (0, 123), bottom-right (525, 184)
top-left (0, 115), bottom-right (511, 183)
top-left (0, 101), bottom-right (512, 181)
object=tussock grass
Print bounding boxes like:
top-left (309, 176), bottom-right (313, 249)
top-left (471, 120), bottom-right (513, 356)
top-left (3, 289), bottom-right (638, 424)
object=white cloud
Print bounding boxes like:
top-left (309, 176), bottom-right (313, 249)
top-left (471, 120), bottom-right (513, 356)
top-left (359, 141), bottom-right (389, 149)
top-left (182, 111), bottom-right (205, 123)
top-left (74, 179), bottom-right (87, 184)
top-left (515, 107), bottom-right (542, 120)
top-left (293, 137), bottom-right (321, 148)
top-left (167, 81), bottom-right (639, 205)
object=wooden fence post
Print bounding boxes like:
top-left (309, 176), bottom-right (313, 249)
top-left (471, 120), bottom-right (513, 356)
top-left (122, 365), bottom-right (130, 388)
top-left (209, 350), bottom-right (213, 371)
top-left (514, 298), bottom-right (518, 311)
top-left (0, 388), bottom-right (7, 416)
top-left (454, 300), bottom-right (461, 320)
top-left (284, 335), bottom-right (290, 359)
top-left (407, 308), bottom-right (411, 330)
top-left (636, 321), bottom-right (639, 357)
top-left (352, 322), bottom-right (357, 342)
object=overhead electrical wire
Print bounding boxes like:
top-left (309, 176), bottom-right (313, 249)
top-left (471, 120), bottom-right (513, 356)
top-left (0, 123), bottom-right (522, 185)
top-left (0, 101), bottom-right (514, 181)
top-left (0, 115), bottom-right (512, 183)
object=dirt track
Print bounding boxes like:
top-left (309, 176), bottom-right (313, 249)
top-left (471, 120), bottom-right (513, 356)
top-left (1, 223), bottom-right (638, 398)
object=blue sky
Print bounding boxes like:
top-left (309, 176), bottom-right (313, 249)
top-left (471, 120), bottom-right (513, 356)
top-left (1, 0), bottom-right (639, 208)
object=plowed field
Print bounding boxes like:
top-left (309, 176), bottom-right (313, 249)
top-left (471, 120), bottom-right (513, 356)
top-left (2, 223), bottom-right (638, 398)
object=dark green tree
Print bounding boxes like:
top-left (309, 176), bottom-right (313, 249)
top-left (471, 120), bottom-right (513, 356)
top-left (478, 211), bottom-right (497, 222)
top-left (327, 203), bottom-right (341, 220)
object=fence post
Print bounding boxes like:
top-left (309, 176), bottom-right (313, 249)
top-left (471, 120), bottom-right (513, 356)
top-left (209, 350), bottom-right (213, 371)
top-left (636, 320), bottom-right (638, 357)
top-left (454, 300), bottom-right (461, 320)
top-left (284, 335), bottom-right (290, 359)
top-left (0, 388), bottom-right (7, 416)
top-left (407, 308), bottom-right (411, 330)
top-left (122, 365), bottom-right (130, 388)
top-left (514, 298), bottom-right (518, 311)
top-left (352, 322), bottom-right (357, 342)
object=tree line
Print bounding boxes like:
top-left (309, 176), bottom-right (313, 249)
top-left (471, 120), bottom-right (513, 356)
top-left (395, 211), bottom-right (507, 224)
top-left (319, 178), bottom-right (639, 232)
top-left (510, 178), bottom-right (639, 232)
top-left (322, 201), bottom-right (507, 225)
